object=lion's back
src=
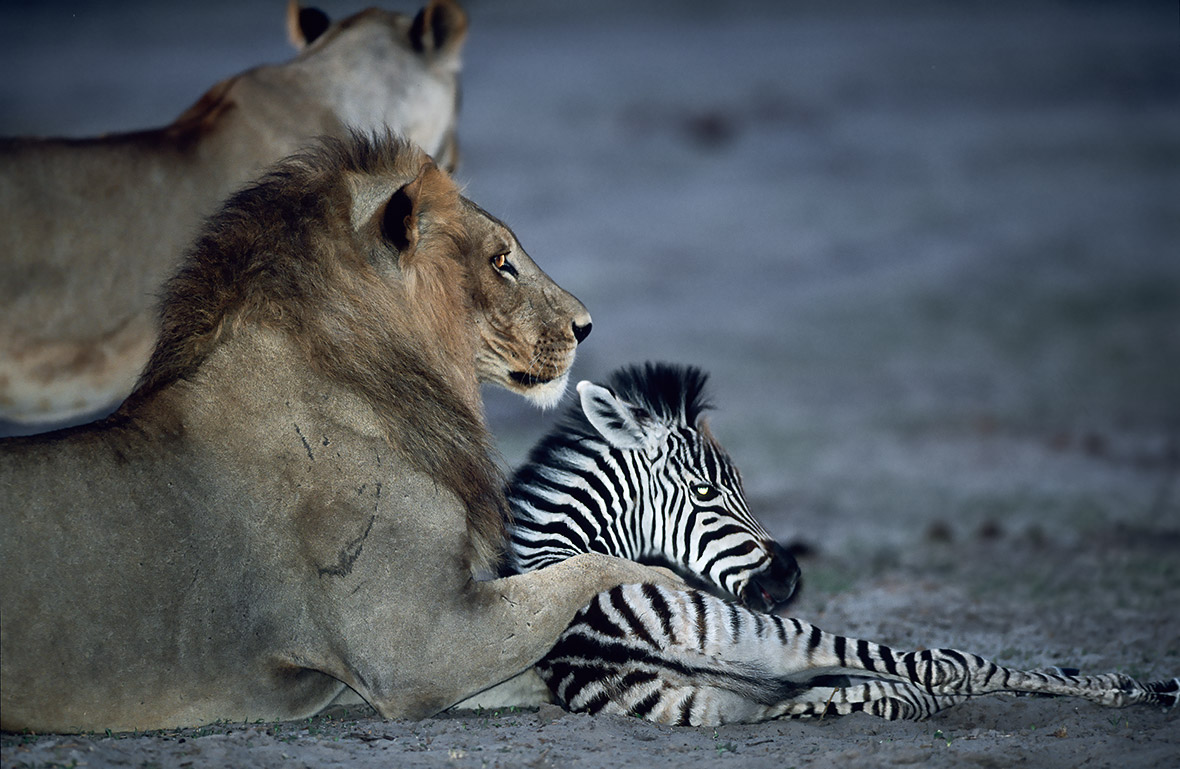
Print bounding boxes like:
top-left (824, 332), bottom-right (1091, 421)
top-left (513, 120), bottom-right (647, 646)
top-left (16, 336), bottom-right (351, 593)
top-left (0, 2), bottom-right (468, 428)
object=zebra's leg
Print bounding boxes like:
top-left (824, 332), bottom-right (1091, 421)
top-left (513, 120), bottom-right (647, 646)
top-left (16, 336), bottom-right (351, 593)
top-left (907, 657), bottom-right (1180, 711)
top-left (538, 585), bottom-right (953, 725)
top-left (537, 586), bottom-right (971, 725)
top-left (765, 679), bottom-right (969, 721)
top-left (541, 666), bottom-right (786, 726)
top-left (539, 585), bottom-right (1178, 726)
top-left (787, 631), bottom-right (1180, 712)
top-left (540, 656), bottom-right (972, 725)
top-left (580, 677), bottom-right (972, 724)
top-left (539, 584), bottom-right (835, 725)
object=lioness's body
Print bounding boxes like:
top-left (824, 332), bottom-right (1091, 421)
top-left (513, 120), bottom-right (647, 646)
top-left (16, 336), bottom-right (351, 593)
top-left (0, 135), bottom-right (669, 733)
top-left (0, 1), bottom-right (466, 428)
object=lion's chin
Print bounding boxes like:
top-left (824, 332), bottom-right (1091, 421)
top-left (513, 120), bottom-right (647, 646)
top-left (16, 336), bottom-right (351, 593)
top-left (508, 370), bottom-right (571, 410)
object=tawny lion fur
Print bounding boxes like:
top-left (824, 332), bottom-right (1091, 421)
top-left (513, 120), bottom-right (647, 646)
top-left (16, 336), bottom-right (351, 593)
top-left (0, 134), bottom-right (677, 733)
top-left (0, 1), bottom-right (467, 428)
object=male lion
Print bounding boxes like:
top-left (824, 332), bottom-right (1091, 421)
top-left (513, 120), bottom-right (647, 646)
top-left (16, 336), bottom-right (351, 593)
top-left (0, 0), bottom-right (467, 430)
top-left (0, 133), bottom-right (676, 733)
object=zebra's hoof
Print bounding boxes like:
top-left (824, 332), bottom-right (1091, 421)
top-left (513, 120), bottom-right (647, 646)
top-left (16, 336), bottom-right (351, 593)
top-left (1147, 678), bottom-right (1179, 711)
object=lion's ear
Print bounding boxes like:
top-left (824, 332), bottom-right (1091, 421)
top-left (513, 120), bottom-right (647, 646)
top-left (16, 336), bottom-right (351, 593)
top-left (410, 0), bottom-right (468, 68)
top-left (381, 164), bottom-right (433, 255)
top-left (287, 1), bottom-right (331, 50)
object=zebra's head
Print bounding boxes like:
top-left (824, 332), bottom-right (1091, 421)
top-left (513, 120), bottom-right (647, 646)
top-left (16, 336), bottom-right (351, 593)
top-left (507, 362), bottom-right (799, 613)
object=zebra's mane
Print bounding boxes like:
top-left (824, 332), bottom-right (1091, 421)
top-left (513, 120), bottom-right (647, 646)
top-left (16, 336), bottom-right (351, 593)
top-left (509, 363), bottom-right (712, 493)
top-left (602, 362), bottom-right (713, 428)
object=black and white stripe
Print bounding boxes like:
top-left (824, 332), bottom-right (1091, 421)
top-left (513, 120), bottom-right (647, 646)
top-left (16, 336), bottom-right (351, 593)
top-left (501, 362), bottom-right (1177, 726)
top-left (537, 583), bottom-right (1179, 725)
top-left (506, 362), bottom-right (799, 612)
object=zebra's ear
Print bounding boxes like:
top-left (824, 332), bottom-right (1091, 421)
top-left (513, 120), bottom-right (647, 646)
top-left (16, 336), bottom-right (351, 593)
top-left (577, 381), bottom-right (668, 451)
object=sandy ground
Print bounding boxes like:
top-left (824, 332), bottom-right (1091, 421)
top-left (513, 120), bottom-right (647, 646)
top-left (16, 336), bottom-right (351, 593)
top-left (3, 532), bottom-right (1178, 768)
top-left (2, 1), bottom-right (1178, 767)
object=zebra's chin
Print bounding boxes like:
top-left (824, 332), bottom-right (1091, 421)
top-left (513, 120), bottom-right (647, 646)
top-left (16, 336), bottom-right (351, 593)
top-left (739, 541), bottom-right (801, 613)
top-left (741, 581), bottom-right (793, 614)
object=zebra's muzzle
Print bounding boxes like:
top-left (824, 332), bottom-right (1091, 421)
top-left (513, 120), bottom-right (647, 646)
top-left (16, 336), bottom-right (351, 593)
top-left (742, 540), bottom-right (800, 613)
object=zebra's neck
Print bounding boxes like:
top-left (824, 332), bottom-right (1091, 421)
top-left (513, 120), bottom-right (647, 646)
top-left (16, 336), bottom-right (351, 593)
top-left (506, 440), bottom-right (651, 574)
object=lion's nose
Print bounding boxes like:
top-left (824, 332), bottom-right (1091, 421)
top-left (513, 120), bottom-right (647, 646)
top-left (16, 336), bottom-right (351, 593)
top-left (572, 320), bottom-right (593, 344)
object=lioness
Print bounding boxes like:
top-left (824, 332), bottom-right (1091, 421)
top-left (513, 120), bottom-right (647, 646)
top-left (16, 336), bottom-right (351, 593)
top-left (0, 1), bottom-right (467, 430)
top-left (0, 133), bottom-right (679, 733)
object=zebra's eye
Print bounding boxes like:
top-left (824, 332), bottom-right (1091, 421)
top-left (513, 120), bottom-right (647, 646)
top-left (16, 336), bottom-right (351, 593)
top-left (691, 483), bottom-right (718, 501)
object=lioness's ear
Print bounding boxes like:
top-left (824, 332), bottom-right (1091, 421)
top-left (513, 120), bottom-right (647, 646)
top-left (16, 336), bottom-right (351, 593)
top-left (287, 1), bottom-right (331, 50)
top-left (410, 0), bottom-right (468, 67)
top-left (381, 163), bottom-right (434, 255)
top-left (578, 381), bottom-right (669, 451)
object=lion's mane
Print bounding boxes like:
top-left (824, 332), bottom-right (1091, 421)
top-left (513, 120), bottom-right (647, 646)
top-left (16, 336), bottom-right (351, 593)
top-left (131, 134), bottom-right (507, 568)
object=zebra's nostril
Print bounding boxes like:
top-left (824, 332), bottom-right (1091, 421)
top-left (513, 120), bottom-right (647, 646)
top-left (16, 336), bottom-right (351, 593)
top-left (572, 320), bottom-right (592, 344)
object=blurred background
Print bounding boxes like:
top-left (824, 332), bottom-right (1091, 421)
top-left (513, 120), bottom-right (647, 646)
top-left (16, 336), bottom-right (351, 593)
top-left (3, 0), bottom-right (1177, 554)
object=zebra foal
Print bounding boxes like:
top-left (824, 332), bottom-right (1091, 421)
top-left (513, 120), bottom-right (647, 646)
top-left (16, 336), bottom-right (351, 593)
top-left (505, 362), bottom-right (799, 611)
top-left (502, 363), bottom-right (1178, 725)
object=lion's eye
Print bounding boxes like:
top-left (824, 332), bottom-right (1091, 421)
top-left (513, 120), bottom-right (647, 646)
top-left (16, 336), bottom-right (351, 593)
top-left (491, 252), bottom-right (517, 277)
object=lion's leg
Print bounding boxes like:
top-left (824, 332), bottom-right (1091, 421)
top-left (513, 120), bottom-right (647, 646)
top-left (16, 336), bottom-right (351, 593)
top-left (451, 669), bottom-right (553, 711)
top-left (454, 554), bottom-right (685, 696)
top-left (345, 553), bottom-right (682, 719)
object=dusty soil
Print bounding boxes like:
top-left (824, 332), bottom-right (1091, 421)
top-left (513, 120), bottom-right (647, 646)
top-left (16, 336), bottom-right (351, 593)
top-left (2, 1), bottom-right (1177, 767)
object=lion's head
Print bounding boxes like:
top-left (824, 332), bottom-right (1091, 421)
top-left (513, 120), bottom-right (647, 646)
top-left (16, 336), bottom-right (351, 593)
top-left (131, 132), bottom-right (591, 568)
top-left (283, 0), bottom-right (469, 172)
top-left (340, 137), bottom-right (593, 410)
top-left (460, 201), bottom-right (593, 408)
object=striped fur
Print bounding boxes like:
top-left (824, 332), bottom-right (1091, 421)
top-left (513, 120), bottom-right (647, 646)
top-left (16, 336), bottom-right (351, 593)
top-left (538, 584), bottom-right (1179, 725)
top-left (506, 364), bottom-right (1176, 725)
top-left (506, 363), bottom-right (799, 612)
